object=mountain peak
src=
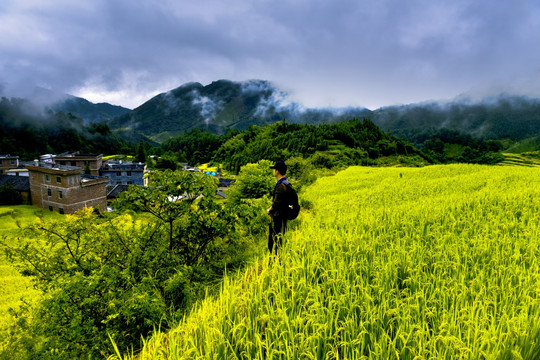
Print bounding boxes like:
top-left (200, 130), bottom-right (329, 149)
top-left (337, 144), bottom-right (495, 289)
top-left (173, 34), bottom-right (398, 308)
top-left (108, 79), bottom-right (370, 142)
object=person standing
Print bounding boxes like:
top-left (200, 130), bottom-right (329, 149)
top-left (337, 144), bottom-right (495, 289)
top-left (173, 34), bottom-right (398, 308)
top-left (267, 161), bottom-right (290, 255)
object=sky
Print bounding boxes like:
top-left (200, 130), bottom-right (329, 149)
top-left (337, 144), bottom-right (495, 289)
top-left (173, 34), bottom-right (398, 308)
top-left (1, 0), bottom-right (540, 110)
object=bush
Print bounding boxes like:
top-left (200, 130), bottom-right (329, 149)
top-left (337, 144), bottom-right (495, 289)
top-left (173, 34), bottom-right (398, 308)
top-left (226, 160), bottom-right (275, 205)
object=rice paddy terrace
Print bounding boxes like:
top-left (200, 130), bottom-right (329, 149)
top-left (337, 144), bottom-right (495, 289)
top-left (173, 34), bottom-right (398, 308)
top-left (116, 164), bottom-right (540, 360)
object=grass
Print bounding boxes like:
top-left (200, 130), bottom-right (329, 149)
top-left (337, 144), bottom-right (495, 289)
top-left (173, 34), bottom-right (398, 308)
top-left (0, 206), bottom-right (62, 345)
top-left (112, 164), bottom-right (540, 359)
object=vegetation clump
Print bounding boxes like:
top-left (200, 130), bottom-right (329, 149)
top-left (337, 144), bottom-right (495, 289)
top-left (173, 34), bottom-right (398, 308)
top-left (1, 170), bottom-right (268, 359)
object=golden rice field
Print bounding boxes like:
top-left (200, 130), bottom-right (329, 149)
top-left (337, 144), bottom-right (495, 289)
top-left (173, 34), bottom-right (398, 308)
top-left (111, 164), bottom-right (540, 360)
top-left (113, 164), bottom-right (540, 359)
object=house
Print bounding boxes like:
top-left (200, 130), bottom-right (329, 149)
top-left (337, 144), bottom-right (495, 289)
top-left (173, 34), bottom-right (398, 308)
top-left (0, 155), bottom-right (20, 175)
top-left (100, 161), bottom-right (147, 186)
top-left (26, 161), bottom-right (107, 214)
top-left (0, 175), bottom-right (31, 204)
top-left (54, 152), bottom-right (103, 176)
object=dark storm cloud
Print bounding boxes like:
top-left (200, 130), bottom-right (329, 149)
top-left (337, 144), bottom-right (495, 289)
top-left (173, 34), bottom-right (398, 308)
top-left (1, 0), bottom-right (540, 109)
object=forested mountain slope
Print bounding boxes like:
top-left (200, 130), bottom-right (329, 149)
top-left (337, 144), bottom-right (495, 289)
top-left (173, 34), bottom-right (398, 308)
top-left (108, 80), bottom-right (370, 142)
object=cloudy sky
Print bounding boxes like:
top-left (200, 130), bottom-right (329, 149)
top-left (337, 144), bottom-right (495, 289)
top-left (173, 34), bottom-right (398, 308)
top-left (1, 0), bottom-right (540, 110)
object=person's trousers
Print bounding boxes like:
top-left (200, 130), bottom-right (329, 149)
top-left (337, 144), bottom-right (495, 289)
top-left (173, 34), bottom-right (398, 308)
top-left (268, 216), bottom-right (287, 254)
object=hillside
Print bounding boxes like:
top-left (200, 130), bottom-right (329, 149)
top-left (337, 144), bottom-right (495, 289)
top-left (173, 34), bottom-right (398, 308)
top-left (0, 97), bottom-right (133, 159)
top-left (108, 80), bottom-right (370, 143)
top-left (9, 82), bottom-right (540, 152)
top-left (372, 94), bottom-right (540, 143)
top-left (120, 164), bottom-right (540, 359)
top-left (106, 79), bottom-right (540, 147)
top-left (161, 119), bottom-right (429, 173)
top-left (499, 151), bottom-right (540, 167)
top-left (51, 96), bottom-right (131, 124)
top-left (8, 86), bottom-right (131, 124)
top-left (6, 81), bottom-right (540, 160)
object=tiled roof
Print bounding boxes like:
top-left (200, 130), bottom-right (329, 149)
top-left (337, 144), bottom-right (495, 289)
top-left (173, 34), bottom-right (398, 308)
top-left (219, 178), bottom-right (236, 187)
top-left (0, 175), bottom-right (30, 191)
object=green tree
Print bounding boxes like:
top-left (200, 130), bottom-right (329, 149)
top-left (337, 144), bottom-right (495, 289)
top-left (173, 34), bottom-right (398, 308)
top-left (226, 160), bottom-right (275, 206)
top-left (155, 156), bottom-right (177, 170)
top-left (114, 170), bottom-right (233, 257)
top-left (2, 170), bottom-right (242, 359)
top-left (286, 156), bottom-right (317, 192)
top-left (136, 140), bottom-right (147, 163)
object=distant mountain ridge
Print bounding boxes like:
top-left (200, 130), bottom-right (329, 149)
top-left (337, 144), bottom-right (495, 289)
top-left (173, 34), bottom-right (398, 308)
top-left (108, 80), bottom-right (371, 143)
top-left (2, 86), bottom-right (131, 124)
top-left (6, 82), bottom-right (540, 150)
top-left (106, 80), bottom-right (540, 146)
top-left (51, 96), bottom-right (131, 124)
top-left (371, 94), bottom-right (540, 143)
top-left (0, 96), bottom-right (132, 159)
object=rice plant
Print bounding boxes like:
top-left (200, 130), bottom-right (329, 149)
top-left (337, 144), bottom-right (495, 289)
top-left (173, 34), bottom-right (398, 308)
top-left (111, 164), bottom-right (540, 360)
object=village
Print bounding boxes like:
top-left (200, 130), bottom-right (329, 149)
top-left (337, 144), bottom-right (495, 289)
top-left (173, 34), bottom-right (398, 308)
top-left (0, 153), bottom-right (230, 214)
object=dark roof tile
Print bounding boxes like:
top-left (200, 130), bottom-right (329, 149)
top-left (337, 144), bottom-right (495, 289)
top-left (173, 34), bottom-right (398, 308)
top-left (0, 175), bottom-right (30, 191)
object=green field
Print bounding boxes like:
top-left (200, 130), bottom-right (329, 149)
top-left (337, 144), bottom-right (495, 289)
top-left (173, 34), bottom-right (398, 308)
top-left (117, 164), bottom-right (540, 359)
top-left (0, 206), bottom-right (62, 346)
top-left (499, 152), bottom-right (540, 167)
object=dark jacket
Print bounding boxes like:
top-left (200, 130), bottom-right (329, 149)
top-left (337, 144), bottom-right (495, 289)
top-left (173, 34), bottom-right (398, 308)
top-left (269, 177), bottom-right (289, 218)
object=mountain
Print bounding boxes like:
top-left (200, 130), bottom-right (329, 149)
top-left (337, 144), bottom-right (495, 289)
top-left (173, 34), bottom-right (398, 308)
top-left (108, 80), bottom-right (540, 147)
top-left (51, 96), bottom-right (131, 124)
top-left (108, 80), bottom-right (371, 143)
top-left (0, 96), bottom-right (132, 159)
top-left (371, 94), bottom-right (540, 144)
top-left (11, 82), bottom-right (540, 152)
top-left (8, 87), bottom-right (132, 124)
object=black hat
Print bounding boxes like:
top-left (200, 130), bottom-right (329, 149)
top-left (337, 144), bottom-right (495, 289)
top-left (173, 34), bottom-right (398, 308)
top-left (270, 161), bottom-right (287, 175)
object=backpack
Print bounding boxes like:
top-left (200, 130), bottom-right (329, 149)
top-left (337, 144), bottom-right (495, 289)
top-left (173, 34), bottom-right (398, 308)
top-left (284, 182), bottom-right (300, 220)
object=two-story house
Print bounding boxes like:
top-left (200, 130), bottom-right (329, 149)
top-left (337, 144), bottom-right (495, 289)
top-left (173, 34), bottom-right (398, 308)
top-left (0, 155), bottom-right (19, 175)
top-left (54, 152), bottom-right (103, 176)
top-left (26, 161), bottom-right (108, 214)
top-left (100, 161), bottom-right (147, 186)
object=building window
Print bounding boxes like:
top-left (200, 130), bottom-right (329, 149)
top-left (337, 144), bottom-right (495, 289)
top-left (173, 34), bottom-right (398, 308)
top-left (71, 161), bottom-right (77, 166)
top-left (116, 181), bottom-right (122, 184)
top-left (56, 176), bottom-right (61, 183)
top-left (58, 190), bottom-right (63, 199)
top-left (10, 159), bottom-right (15, 165)
top-left (49, 206), bottom-right (53, 211)
top-left (45, 174), bottom-right (50, 182)
top-left (127, 181), bottom-right (133, 185)
top-left (59, 208), bottom-right (64, 215)
top-left (116, 171), bottom-right (122, 176)
top-left (47, 188), bottom-right (51, 196)
top-left (127, 171), bottom-right (132, 176)
top-left (60, 161), bottom-right (66, 165)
